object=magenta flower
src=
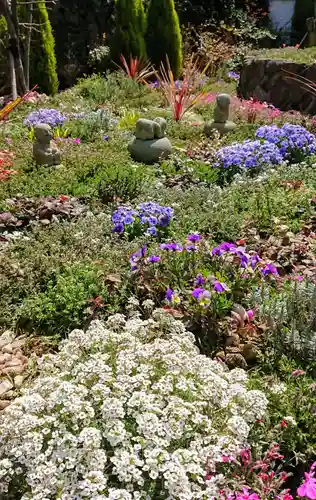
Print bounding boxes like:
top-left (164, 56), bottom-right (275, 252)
top-left (247, 309), bottom-right (255, 321)
top-left (292, 369), bottom-right (305, 377)
top-left (213, 280), bottom-right (229, 293)
top-left (297, 473), bottom-right (316, 499)
top-left (73, 137), bottom-right (81, 145)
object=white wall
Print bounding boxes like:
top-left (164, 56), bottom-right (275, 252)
top-left (269, 0), bottom-right (296, 34)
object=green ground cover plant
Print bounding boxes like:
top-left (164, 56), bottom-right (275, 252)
top-left (1, 63), bottom-right (316, 498)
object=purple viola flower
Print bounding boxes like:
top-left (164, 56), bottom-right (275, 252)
top-left (211, 242), bottom-right (236, 256)
top-left (195, 274), bottom-right (205, 286)
top-left (192, 288), bottom-right (211, 301)
top-left (146, 226), bottom-right (157, 237)
top-left (239, 254), bottom-right (249, 268)
top-left (213, 281), bottom-right (229, 293)
top-left (255, 123), bottom-right (316, 158)
top-left (215, 140), bottom-right (283, 171)
top-left (104, 135), bottom-right (109, 141)
top-left (261, 263), bottom-right (278, 276)
top-left (160, 243), bottom-right (183, 252)
top-left (187, 233), bottom-right (201, 243)
top-left (186, 244), bottom-right (197, 252)
top-left (113, 223), bottom-right (124, 233)
top-left (165, 288), bottom-right (174, 301)
top-left (251, 254), bottom-right (261, 269)
top-left (228, 71), bottom-right (240, 80)
top-left (124, 215), bottom-right (135, 225)
top-left (146, 255), bottom-right (161, 263)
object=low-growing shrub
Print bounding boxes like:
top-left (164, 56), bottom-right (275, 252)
top-left (0, 310), bottom-right (268, 498)
top-left (128, 235), bottom-right (279, 352)
top-left (256, 124), bottom-right (316, 161)
top-left (215, 140), bottom-right (283, 184)
top-left (67, 109), bottom-right (114, 142)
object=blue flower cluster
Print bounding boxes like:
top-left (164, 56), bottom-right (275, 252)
top-left (112, 202), bottom-right (174, 236)
top-left (256, 123), bottom-right (316, 158)
top-left (24, 109), bottom-right (67, 128)
top-left (215, 140), bottom-right (283, 170)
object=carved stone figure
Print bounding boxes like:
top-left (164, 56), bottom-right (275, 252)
top-left (33, 123), bottom-right (61, 167)
top-left (204, 93), bottom-right (236, 136)
top-left (135, 117), bottom-right (166, 140)
top-left (128, 117), bottom-right (172, 164)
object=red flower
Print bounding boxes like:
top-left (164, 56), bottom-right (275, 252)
top-left (281, 419), bottom-right (288, 428)
top-left (59, 195), bottom-right (69, 202)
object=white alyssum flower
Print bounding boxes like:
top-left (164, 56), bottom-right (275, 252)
top-left (270, 382), bottom-right (287, 395)
top-left (0, 309), bottom-right (268, 499)
top-left (283, 416), bottom-right (297, 426)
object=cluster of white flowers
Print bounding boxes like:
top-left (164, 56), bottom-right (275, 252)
top-left (0, 309), bottom-right (268, 499)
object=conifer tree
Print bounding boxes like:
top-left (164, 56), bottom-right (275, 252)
top-left (111, 0), bottom-right (146, 61)
top-left (146, 0), bottom-right (182, 78)
top-left (29, 0), bottom-right (58, 95)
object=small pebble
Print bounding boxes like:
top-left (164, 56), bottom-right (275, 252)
top-left (0, 400), bottom-right (10, 410)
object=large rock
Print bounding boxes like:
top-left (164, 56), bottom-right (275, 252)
top-left (238, 58), bottom-right (316, 114)
top-left (128, 137), bottom-right (172, 164)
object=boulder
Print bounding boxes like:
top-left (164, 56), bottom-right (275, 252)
top-left (238, 58), bottom-right (316, 114)
top-left (128, 137), bottom-right (173, 164)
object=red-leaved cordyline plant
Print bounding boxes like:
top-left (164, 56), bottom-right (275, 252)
top-left (156, 55), bottom-right (210, 121)
top-left (205, 443), bottom-right (293, 499)
top-left (116, 55), bottom-right (155, 84)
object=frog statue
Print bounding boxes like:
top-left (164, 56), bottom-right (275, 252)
top-left (128, 117), bottom-right (172, 164)
top-left (33, 123), bottom-right (61, 167)
top-left (204, 93), bottom-right (236, 137)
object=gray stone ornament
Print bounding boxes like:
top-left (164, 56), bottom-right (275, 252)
top-left (128, 117), bottom-right (172, 164)
top-left (204, 93), bottom-right (236, 136)
top-left (33, 123), bottom-right (61, 167)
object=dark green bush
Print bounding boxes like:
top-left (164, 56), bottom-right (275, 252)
top-left (111, 0), bottom-right (146, 61)
top-left (30, 0), bottom-right (58, 95)
top-left (146, 0), bottom-right (182, 77)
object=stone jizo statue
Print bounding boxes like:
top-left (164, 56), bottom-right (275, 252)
top-left (33, 123), bottom-right (61, 167)
top-left (128, 117), bottom-right (172, 164)
top-left (204, 93), bottom-right (236, 136)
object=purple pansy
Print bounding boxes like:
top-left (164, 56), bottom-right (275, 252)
top-left (187, 233), bottom-right (201, 243)
top-left (146, 255), bottom-right (161, 263)
top-left (213, 281), bottom-right (229, 293)
top-left (261, 263), bottom-right (278, 276)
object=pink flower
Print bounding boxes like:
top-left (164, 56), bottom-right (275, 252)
top-left (73, 137), bottom-right (81, 145)
top-left (281, 419), bottom-right (288, 428)
top-left (292, 369), bottom-right (305, 377)
top-left (297, 473), bottom-right (316, 499)
top-left (221, 455), bottom-right (235, 463)
top-left (246, 309), bottom-right (255, 321)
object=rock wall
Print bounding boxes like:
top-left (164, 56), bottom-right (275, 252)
top-left (238, 58), bottom-right (316, 115)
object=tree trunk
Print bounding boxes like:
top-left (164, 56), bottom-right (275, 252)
top-left (24, 2), bottom-right (33, 90)
top-left (8, 51), bottom-right (17, 99)
top-left (0, 0), bottom-right (27, 94)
